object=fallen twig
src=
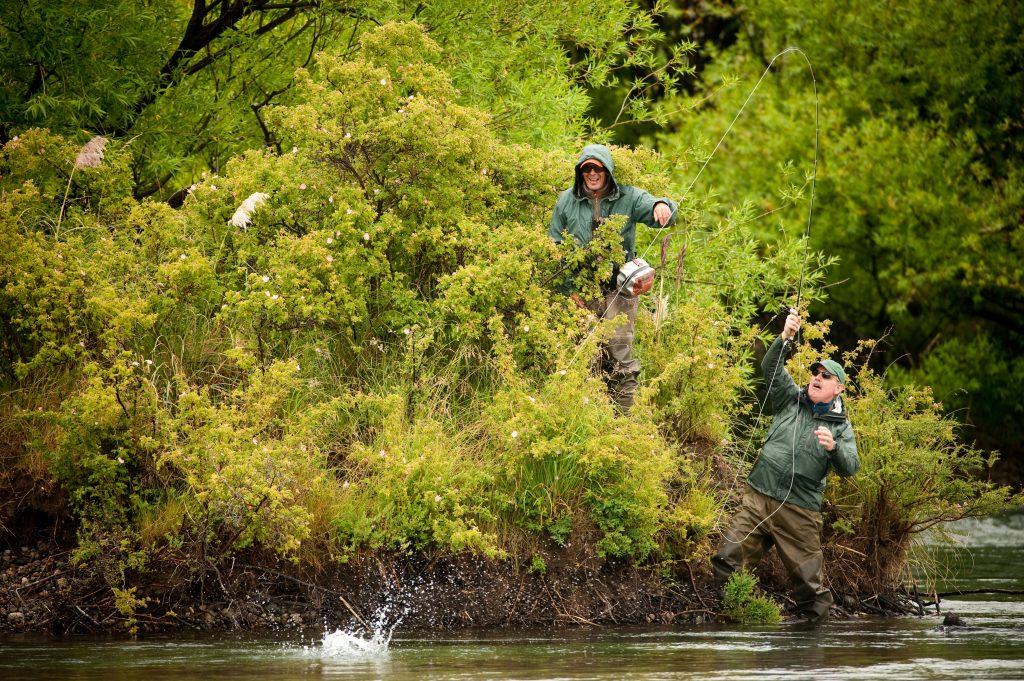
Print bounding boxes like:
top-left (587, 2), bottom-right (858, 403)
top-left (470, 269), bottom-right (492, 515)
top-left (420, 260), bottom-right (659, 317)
top-left (75, 605), bottom-right (100, 627)
top-left (685, 561), bottom-right (709, 611)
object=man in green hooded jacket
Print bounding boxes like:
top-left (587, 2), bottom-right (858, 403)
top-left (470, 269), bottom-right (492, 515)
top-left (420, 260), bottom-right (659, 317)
top-left (548, 144), bottom-right (677, 412)
top-left (712, 309), bottom-right (859, 622)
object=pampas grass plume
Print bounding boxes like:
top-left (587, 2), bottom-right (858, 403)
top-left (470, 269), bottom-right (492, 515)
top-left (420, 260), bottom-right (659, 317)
top-left (230, 192), bottom-right (270, 229)
top-left (74, 136), bottom-right (108, 169)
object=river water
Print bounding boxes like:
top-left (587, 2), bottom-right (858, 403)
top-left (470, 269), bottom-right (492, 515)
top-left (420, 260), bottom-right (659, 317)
top-left (3, 511), bottom-right (1022, 680)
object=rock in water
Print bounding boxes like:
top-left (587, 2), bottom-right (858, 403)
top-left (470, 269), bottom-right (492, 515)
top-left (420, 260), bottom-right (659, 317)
top-left (942, 612), bottom-right (967, 627)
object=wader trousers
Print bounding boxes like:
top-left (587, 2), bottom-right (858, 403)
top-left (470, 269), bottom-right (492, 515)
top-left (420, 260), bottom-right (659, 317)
top-left (712, 485), bottom-right (833, 622)
top-left (586, 290), bottom-right (640, 413)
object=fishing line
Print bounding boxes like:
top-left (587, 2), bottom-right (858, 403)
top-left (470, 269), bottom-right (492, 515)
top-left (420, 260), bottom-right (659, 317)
top-left (561, 46), bottom-right (821, 545)
top-left (717, 47), bottom-right (820, 546)
top-left (564, 47), bottom-right (817, 371)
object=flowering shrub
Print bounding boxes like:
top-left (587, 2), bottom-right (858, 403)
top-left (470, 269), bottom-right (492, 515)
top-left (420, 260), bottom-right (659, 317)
top-left (1, 21), bottom-right (1016, 605)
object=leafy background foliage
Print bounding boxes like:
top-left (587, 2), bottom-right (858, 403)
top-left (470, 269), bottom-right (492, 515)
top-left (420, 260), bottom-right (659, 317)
top-left (1, 3), bottom-right (1021, 616)
top-left (652, 0), bottom-right (1024, 463)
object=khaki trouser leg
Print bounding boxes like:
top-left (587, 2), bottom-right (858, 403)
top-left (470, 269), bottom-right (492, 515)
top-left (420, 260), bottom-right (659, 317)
top-left (712, 486), bottom-right (774, 583)
top-left (588, 291), bottom-right (640, 412)
top-left (770, 498), bottom-right (833, 622)
top-left (713, 486), bottom-right (833, 621)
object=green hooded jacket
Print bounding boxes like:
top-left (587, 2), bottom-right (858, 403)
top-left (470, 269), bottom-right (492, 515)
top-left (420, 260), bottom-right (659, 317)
top-left (746, 336), bottom-right (860, 512)
top-left (547, 144), bottom-right (677, 263)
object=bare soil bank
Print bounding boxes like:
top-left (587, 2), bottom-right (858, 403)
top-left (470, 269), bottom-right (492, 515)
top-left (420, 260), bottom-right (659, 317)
top-left (1, 532), bottom-right (925, 636)
top-left (0, 538), bottom-right (723, 635)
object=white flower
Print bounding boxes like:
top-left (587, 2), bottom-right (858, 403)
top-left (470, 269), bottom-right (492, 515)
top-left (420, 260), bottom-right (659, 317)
top-left (347, 208), bottom-right (355, 215)
top-left (179, 253), bottom-right (187, 260)
top-left (131, 361), bottom-right (140, 367)
top-left (528, 396), bottom-right (535, 402)
top-left (292, 146), bottom-right (298, 154)
top-left (229, 192), bottom-right (270, 229)
top-left (511, 430), bottom-right (518, 439)
top-left (329, 195), bottom-right (334, 203)
top-left (265, 290), bottom-right (271, 297)
top-left (363, 232), bottom-right (370, 241)
top-left (252, 438), bottom-right (259, 444)
top-left (582, 397), bottom-right (589, 405)
top-left (343, 481), bottom-right (350, 489)
top-left (326, 237), bottom-right (333, 244)
top-left (379, 449), bottom-right (387, 458)
top-left (299, 183), bottom-right (306, 190)
top-left (559, 369), bottom-right (567, 376)
top-left (707, 363), bottom-right (714, 369)
top-left (380, 78), bottom-right (387, 86)
top-left (271, 294), bottom-right (279, 300)
top-left (117, 457), bottom-right (124, 464)
top-left (145, 359), bottom-right (153, 366)
top-left (523, 324), bottom-right (530, 332)
top-left (262, 275), bottom-right (270, 283)
top-left (345, 132), bottom-right (351, 139)
top-left (210, 184), bottom-right (217, 190)
top-left (403, 328), bottom-right (411, 335)
top-left (434, 494), bottom-right (442, 503)
top-left (326, 255), bottom-right (334, 263)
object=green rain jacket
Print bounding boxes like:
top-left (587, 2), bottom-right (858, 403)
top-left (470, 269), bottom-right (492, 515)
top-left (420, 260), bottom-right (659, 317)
top-left (548, 144), bottom-right (677, 262)
top-left (747, 336), bottom-right (860, 512)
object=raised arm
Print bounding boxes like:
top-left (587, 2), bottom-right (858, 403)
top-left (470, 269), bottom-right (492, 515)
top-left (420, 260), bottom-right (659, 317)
top-left (761, 310), bottom-right (801, 411)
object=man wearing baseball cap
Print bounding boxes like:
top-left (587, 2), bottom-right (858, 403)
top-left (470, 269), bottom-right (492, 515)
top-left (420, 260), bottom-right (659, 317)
top-left (711, 308), bottom-right (860, 623)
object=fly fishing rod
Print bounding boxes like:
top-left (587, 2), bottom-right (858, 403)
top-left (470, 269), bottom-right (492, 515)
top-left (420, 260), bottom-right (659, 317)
top-left (565, 46), bottom-right (822, 544)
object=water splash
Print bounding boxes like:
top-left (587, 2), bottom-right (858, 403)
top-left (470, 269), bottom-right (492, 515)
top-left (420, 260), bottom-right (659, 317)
top-left (318, 628), bottom-right (390, 658)
top-left (315, 601), bottom-right (406, 660)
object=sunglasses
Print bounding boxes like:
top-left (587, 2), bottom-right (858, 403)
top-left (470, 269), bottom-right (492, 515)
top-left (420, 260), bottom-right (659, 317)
top-left (580, 164), bottom-right (607, 176)
top-left (812, 368), bottom-right (836, 381)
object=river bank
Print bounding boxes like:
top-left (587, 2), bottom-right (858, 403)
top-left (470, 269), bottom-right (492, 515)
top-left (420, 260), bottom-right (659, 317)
top-left (0, 537), bottom-right (723, 635)
top-left (3, 512), bottom-right (1023, 681)
top-left (4, 530), bottom-right (934, 637)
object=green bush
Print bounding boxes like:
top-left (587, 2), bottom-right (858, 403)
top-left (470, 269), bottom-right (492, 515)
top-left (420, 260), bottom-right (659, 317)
top-left (2, 19), bottom-right (1016, 610)
top-left (722, 569), bottom-right (782, 624)
top-left (827, 351), bottom-right (1023, 591)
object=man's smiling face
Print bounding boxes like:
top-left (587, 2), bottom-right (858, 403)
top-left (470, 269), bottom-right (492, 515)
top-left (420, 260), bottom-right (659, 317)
top-left (580, 161), bottom-right (607, 193)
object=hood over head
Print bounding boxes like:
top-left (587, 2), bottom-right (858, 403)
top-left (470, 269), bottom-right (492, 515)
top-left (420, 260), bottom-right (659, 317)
top-left (573, 144), bottom-right (618, 198)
